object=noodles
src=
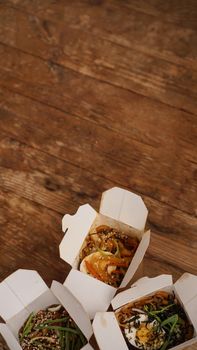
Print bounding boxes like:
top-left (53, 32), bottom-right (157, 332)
top-left (79, 225), bottom-right (139, 287)
top-left (115, 292), bottom-right (194, 350)
top-left (18, 304), bottom-right (87, 350)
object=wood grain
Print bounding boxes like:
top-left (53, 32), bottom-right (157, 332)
top-left (0, 3), bottom-right (197, 114)
top-left (0, 86), bottom-right (196, 217)
top-left (0, 1), bottom-right (196, 349)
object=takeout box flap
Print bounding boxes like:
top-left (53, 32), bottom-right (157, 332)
top-left (100, 187), bottom-right (148, 230)
top-left (0, 324), bottom-right (22, 350)
top-left (112, 274), bottom-right (173, 310)
top-left (93, 312), bottom-right (128, 350)
top-left (174, 273), bottom-right (197, 331)
top-left (64, 269), bottom-right (116, 319)
top-left (120, 230), bottom-right (151, 288)
top-left (60, 204), bottom-right (97, 266)
top-left (82, 344), bottom-right (94, 350)
top-left (0, 269), bottom-right (48, 322)
top-left (51, 281), bottom-right (93, 340)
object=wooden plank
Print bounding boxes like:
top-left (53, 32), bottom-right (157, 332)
top-left (0, 42), bottom-right (195, 159)
top-left (0, 86), bottom-right (196, 217)
top-left (0, 135), bottom-right (196, 282)
top-left (4, 0), bottom-right (197, 58)
top-left (0, 187), bottom-right (68, 284)
top-left (0, 43), bottom-right (195, 162)
top-left (114, 0), bottom-right (197, 30)
top-left (0, 39), bottom-right (196, 157)
top-left (0, 126), bottom-right (196, 247)
top-left (7, 0), bottom-right (197, 30)
top-left (0, 5), bottom-right (197, 113)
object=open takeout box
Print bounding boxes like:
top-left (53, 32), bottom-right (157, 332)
top-left (60, 187), bottom-right (151, 319)
top-left (92, 273), bottom-right (197, 350)
top-left (0, 269), bottom-right (93, 350)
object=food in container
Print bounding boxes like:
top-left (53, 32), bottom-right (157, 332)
top-left (0, 270), bottom-right (93, 350)
top-left (61, 187), bottom-right (150, 319)
top-left (115, 291), bottom-right (194, 350)
top-left (79, 225), bottom-right (139, 287)
top-left (19, 304), bottom-right (87, 350)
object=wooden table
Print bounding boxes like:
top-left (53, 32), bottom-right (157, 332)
top-left (0, 1), bottom-right (196, 349)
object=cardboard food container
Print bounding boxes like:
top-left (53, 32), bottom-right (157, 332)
top-left (60, 187), bottom-right (151, 319)
top-left (92, 273), bottom-right (197, 350)
top-left (0, 269), bottom-right (93, 350)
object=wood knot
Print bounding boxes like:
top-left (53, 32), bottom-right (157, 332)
top-left (45, 178), bottom-right (61, 192)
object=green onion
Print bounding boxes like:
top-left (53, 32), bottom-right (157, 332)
top-left (38, 316), bottom-right (69, 327)
top-left (35, 325), bottom-right (80, 334)
top-left (76, 326), bottom-right (87, 346)
top-left (151, 303), bottom-right (175, 315)
top-left (161, 314), bottom-right (178, 327)
top-left (160, 314), bottom-right (179, 350)
top-left (21, 312), bottom-right (34, 340)
top-left (65, 331), bottom-right (70, 350)
top-left (144, 305), bottom-right (161, 323)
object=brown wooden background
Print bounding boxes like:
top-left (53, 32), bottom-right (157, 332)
top-left (0, 1), bottom-right (196, 349)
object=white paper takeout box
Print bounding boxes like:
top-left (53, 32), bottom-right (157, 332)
top-left (60, 187), bottom-right (151, 319)
top-left (93, 273), bottom-right (197, 350)
top-left (0, 269), bottom-right (93, 350)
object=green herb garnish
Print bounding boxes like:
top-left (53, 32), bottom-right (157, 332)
top-left (21, 312), bottom-right (34, 340)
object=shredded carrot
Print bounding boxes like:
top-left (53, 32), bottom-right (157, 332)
top-left (105, 256), bottom-right (130, 267)
top-left (85, 261), bottom-right (103, 281)
top-left (155, 291), bottom-right (169, 298)
top-left (111, 270), bottom-right (124, 274)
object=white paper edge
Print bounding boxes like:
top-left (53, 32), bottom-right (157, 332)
top-left (82, 344), bottom-right (94, 350)
top-left (64, 269), bottom-right (116, 319)
top-left (93, 312), bottom-right (128, 350)
top-left (60, 204), bottom-right (97, 266)
top-left (170, 336), bottom-right (197, 350)
top-left (100, 187), bottom-right (148, 230)
top-left (0, 324), bottom-right (22, 350)
top-left (112, 274), bottom-right (173, 310)
top-left (51, 281), bottom-right (93, 340)
top-left (174, 273), bottom-right (197, 331)
top-left (120, 230), bottom-right (151, 288)
top-left (0, 270), bottom-right (48, 321)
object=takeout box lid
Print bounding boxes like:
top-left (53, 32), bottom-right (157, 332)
top-left (60, 204), bottom-right (97, 266)
top-left (174, 273), bottom-right (197, 332)
top-left (100, 187), bottom-right (148, 230)
top-left (51, 280), bottom-right (92, 340)
top-left (0, 324), bottom-right (22, 350)
top-left (64, 269), bottom-right (116, 320)
top-left (93, 274), bottom-right (197, 350)
top-left (60, 187), bottom-right (148, 266)
top-left (0, 269), bottom-right (93, 348)
top-left (111, 274), bottom-right (173, 310)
